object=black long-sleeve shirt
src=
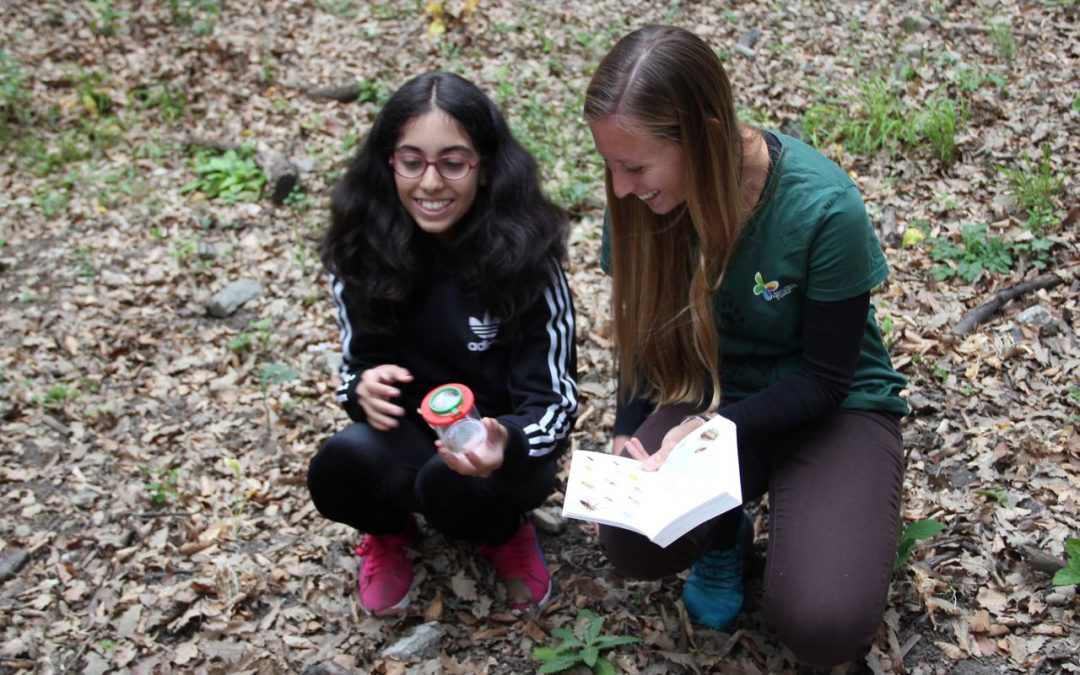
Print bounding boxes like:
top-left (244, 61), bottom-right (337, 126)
top-left (330, 259), bottom-right (578, 467)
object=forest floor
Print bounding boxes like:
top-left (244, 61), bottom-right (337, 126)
top-left (0, 1), bottom-right (1078, 674)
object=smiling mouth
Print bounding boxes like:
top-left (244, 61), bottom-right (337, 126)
top-left (417, 199), bottom-right (451, 212)
top-left (637, 191), bottom-right (659, 202)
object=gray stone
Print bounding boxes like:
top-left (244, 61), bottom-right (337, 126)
top-left (257, 150), bottom-right (300, 205)
top-left (902, 15), bottom-right (931, 33)
top-left (207, 279), bottom-right (262, 318)
top-left (531, 507), bottom-right (565, 535)
top-left (1016, 305), bottom-right (1057, 332)
top-left (380, 622), bottom-right (444, 661)
top-left (0, 548), bottom-right (30, 583)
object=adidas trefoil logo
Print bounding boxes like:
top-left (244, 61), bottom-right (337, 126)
top-left (468, 312), bottom-right (500, 352)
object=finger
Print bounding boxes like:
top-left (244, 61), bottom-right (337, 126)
top-left (622, 437), bottom-right (650, 462)
top-left (438, 446), bottom-right (479, 476)
top-left (460, 448), bottom-right (495, 477)
top-left (642, 445), bottom-right (672, 472)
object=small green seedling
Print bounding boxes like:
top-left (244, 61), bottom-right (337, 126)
top-left (532, 609), bottom-right (641, 674)
top-left (895, 518), bottom-right (943, 571)
top-left (1053, 538), bottom-right (1080, 587)
top-left (142, 467), bottom-right (180, 505)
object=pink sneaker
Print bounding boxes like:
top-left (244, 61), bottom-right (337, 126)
top-left (355, 519), bottom-right (415, 615)
top-left (478, 520), bottom-right (552, 614)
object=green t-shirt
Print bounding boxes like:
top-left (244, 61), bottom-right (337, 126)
top-left (600, 132), bottom-right (908, 416)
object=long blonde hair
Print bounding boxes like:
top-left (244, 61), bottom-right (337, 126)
top-left (585, 25), bottom-right (749, 411)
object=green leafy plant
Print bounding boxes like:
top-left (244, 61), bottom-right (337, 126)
top-left (532, 609), bottom-right (641, 674)
top-left (975, 487), bottom-right (1010, 505)
top-left (928, 222), bottom-right (1015, 282)
top-left (0, 50), bottom-right (30, 142)
top-left (1000, 144), bottom-right (1065, 228)
top-left (142, 467), bottom-right (180, 504)
top-left (180, 146), bottom-right (266, 204)
top-left (988, 21), bottom-right (1015, 61)
top-left (169, 0), bottom-right (220, 36)
top-left (1053, 538), bottom-right (1080, 586)
top-left (42, 384), bottom-right (76, 410)
top-left (895, 518), bottom-right (943, 571)
top-left (128, 81), bottom-right (187, 123)
top-left (917, 97), bottom-right (968, 166)
top-left (803, 74), bottom-right (967, 165)
top-left (87, 0), bottom-right (128, 37)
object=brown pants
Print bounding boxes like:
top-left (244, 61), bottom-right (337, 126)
top-left (598, 405), bottom-right (904, 668)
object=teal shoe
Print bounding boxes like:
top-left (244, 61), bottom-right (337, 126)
top-left (683, 512), bottom-right (753, 629)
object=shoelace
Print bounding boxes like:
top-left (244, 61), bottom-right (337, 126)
top-left (356, 535), bottom-right (406, 579)
top-left (693, 549), bottom-right (741, 586)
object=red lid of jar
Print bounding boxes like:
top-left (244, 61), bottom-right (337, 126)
top-left (419, 383), bottom-right (476, 428)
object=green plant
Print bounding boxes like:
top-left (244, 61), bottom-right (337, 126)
top-left (928, 222), bottom-right (1014, 282)
top-left (1000, 144), bottom-right (1065, 224)
top-left (73, 246), bottom-right (97, 279)
top-left (895, 518), bottom-right (943, 571)
top-left (988, 22), bottom-right (1015, 61)
top-left (804, 75), bottom-right (914, 157)
top-left (803, 74), bottom-right (966, 165)
top-left (180, 146), bottom-right (266, 204)
top-left (228, 333), bottom-right (254, 353)
top-left (1054, 538), bottom-right (1080, 586)
top-left (169, 236), bottom-right (198, 264)
top-left (142, 467), bottom-right (180, 504)
top-left (532, 609), bottom-right (641, 674)
top-left (43, 384), bottom-right (75, 410)
top-left (0, 50), bottom-right (30, 141)
top-left (87, 0), bottom-right (128, 36)
top-left (975, 487), bottom-right (1009, 504)
top-left (128, 82), bottom-right (187, 122)
top-left (169, 0), bottom-right (220, 35)
top-left (917, 97), bottom-right (967, 166)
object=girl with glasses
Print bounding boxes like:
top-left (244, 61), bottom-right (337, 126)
top-left (308, 71), bottom-right (578, 617)
top-left (585, 26), bottom-right (908, 668)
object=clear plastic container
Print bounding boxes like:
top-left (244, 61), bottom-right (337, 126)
top-left (419, 383), bottom-right (487, 454)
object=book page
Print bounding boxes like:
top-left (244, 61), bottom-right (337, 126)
top-left (655, 415), bottom-right (741, 520)
top-left (561, 451), bottom-right (665, 538)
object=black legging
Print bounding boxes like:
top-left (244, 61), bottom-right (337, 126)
top-left (598, 404), bottom-right (904, 668)
top-left (307, 418), bottom-right (560, 545)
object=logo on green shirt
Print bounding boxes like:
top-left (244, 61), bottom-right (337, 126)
top-left (753, 272), bottom-right (796, 302)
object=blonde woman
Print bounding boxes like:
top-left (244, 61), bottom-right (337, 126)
top-left (585, 25), bottom-right (908, 668)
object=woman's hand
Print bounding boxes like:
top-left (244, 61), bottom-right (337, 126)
top-left (356, 365), bottom-right (413, 431)
top-left (438, 417), bottom-right (507, 478)
top-left (626, 415), bottom-right (708, 472)
top-left (611, 434), bottom-right (631, 455)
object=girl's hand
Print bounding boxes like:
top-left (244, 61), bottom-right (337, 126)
top-left (438, 417), bottom-right (506, 478)
top-left (357, 365), bottom-right (413, 431)
top-left (635, 415), bottom-right (708, 472)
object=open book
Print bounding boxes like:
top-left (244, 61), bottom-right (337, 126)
top-left (562, 415), bottom-right (741, 548)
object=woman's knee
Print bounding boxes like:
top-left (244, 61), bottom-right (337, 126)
top-left (763, 593), bottom-right (882, 667)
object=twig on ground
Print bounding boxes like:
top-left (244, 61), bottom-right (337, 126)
top-left (951, 267), bottom-right (1077, 336)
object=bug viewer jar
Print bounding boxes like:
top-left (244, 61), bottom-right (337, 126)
top-left (419, 383), bottom-right (488, 454)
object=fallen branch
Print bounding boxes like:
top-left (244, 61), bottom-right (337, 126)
top-left (951, 269), bottom-right (1075, 336)
top-left (1018, 544), bottom-right (1066, 576)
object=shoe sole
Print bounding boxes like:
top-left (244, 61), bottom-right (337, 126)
top-left (360, 590), bottom-right (411, 617)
